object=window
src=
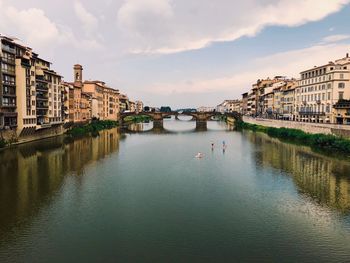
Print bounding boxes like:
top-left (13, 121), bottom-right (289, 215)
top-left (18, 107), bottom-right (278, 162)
top-left (328, 92), bottom-right (331, 100)
top-left (339, 92), bottom-right (344, 100)
top-left (338, 83), bottom-right (345, 89)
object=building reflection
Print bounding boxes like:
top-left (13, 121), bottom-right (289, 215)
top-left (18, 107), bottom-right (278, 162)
top-left (246, 132), bottom-right (350, 214)
top-left (0, 129), bottom-right (120, 240)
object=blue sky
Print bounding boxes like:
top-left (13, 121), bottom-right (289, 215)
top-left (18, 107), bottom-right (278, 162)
top-left (1, 0), bottom-right (350, 108)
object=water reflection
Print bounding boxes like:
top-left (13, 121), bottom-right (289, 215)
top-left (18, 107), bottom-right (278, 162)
top-left (246, 131), bottom-right (350, 214)
top-left (0, 129), bottom-right (121, 240)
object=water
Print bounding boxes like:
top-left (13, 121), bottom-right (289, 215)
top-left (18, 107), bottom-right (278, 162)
top-left (0, 120), bottom-right (350, 262)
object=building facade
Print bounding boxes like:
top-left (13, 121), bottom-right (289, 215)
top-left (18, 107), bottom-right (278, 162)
top-left (295, 54), bottom-right (350, 123)
top-left (0, 35), bottom-right (63, 136)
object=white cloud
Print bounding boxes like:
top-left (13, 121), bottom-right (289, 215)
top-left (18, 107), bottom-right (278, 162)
top-left (0, 2), bottom-right (62, 49)
top-left (0, 0), bottom-right (102, 53)
top-left (322, 34), bottom-right (350, 43)
top-left (117, 0), bottom-right (350, 54)
top-left (73, 1), bottom-right (99, 36)
top-left (147, 42), bottom-right (350, 98)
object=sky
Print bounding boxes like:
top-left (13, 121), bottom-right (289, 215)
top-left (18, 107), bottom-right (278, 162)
top-left (1, 0), bottom-right (350, 108)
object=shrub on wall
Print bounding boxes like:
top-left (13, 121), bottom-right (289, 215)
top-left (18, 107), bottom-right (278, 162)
top-left (236, 120), bottom-right (350, 154)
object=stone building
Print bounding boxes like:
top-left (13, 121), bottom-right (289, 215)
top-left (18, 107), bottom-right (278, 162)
top-left (135, 101), bottom-right (144, 113)
top-left (0, 35), bottom-right (63, 136)
top-left (295, 54), bottom-right (350, 123)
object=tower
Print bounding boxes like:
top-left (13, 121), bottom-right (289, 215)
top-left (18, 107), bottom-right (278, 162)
top-left (74, 64), bottom-right (83, 87)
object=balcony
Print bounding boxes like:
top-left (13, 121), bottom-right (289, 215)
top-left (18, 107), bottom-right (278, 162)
top-left (1, 57), bottom-right (15, 65)
top-left (36, 76), bottom-right (48, 83)
top-left (2, 45), bottom-right (15, 54)
top-left (2, 68), bottom-right (15, 76)
top-left (2, 81), bottom-right (15, 86)
top-left (1, 103), bottom-right (16, 108)
top-left (2, 92), bottom-right (16, 98)
top-left (36, 95), bottom-right (48, 101)
top-left (316, 100), bottom-right (321, 104)
top-left (36, 84), bottom-right (48, 91)
top-left (36, 103), bottom-right (49, 110)
top-left (299, 111), bottom-right (326, 116)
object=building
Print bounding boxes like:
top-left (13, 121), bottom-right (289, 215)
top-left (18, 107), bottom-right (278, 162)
top-left (82, 78), bottom-right (119, 120)
top-left (129, 101), bottom-right (136, 112)
top-left (135, 100), bottom-right (144, 113)
top-left (0, 35), bottom-right (18, 129)
top-left (0, 35), bottom-right (63, 135)
top-left (295, 53), bottom-right (350, 123)
top-left (333, 100), bottom-right (350, 124)
top-left (231, 100), bottom-right (242, 113)
top-left (119, 93), bottom-right (129, 113)
top-left (102, 86), bottom-right (119, 120)
top-left (197, 106), bottom-right (214, 112)
top-left (62, 81), bottom-right (91, 124)
top-left (241, 92), bottom-right (248, 115)
top-left (282, 81), bottom-right (297, 120)
top-left (216, 100), bottom-right (241, 113)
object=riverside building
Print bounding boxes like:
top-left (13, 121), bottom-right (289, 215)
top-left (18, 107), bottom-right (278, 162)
top-left (295, 54), bottom-right (350, 123)
top-left (0, 35), bottom-right (63, 136)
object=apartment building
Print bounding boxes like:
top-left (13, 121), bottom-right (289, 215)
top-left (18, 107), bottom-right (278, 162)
top-left (82, 66), bottom-right (119, 121)
top-left (197, 106), bottom-right (214, 112)
top-left (241, 92), bottom-right (248, 115)
top-left (119, 94), bottom-right (129, 113)
top-left (231, 100), bottom-right (242, 113)
top-left (0, 36), bottom-right (18, 129)
top-left (34, 57), bottom-right (63, 128)
top-left (295, 53), bottom-right (350, 123)
top-left (82, 80), bottom-right (104, 119)
top-left (260, 85), bottom-right (274, 118)
top-left (135, 100), bottom-right (144, 113)
top-left (0, 35), bottom-right (63, 135)
top-left (333, 99), bottom-right (350, 124)
top-left (102, 86), bottom-right (119, 120)
top-left (129, 101), bottom-right (136, 112)
top-left (281, 81), bottom-right (297, 120)
top-left (62, 82), bottom-right (91, 123)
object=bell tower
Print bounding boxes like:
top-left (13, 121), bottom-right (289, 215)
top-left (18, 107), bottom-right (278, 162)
top-left (74, 64), bottom-right (83, 87)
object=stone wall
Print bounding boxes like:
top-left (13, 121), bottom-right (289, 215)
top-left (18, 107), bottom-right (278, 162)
top-left (1, 125), bottom-right (67, 146)
top-left (243, 117), bottom-right (350, 138)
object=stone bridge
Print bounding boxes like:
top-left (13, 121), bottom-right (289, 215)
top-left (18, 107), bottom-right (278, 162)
top-left (119, 111), bottom-right (242, 131)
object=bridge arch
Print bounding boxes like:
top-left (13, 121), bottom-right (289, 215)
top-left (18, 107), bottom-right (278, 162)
top-left (119, 111), bottom-right (242, 131)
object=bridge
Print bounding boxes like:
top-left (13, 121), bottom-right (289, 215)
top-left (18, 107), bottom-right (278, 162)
top-left (119, 111), bottom-right (242, 131)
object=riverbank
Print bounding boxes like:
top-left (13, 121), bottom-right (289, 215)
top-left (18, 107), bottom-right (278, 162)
top-left (66, 120), bottom-right (118, 137)
top-left (123, 115), bottom-right (151, 123)
top-left (243, 116), bottom-right (350, 138)
top-left (236, 120), bottom-right (350, 155)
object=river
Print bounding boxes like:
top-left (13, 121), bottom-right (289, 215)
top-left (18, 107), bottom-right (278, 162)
top-left (0, 120), bottom-right (350, 262)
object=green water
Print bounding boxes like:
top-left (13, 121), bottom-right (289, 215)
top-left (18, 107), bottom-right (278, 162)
top-left (0, 120), bottom-right (350, 262)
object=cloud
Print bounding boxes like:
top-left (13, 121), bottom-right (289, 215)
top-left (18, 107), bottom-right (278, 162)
top-left (0, 0), bottom-right (102, 53)
top-left (322, 34), bottom-right (350, 43)
top-left (117, 0), bottom-right (350, 54)
top-left (73, 1), bottom-right (99, 36)
top-left (0, 2), bottom-right (63, 49)
top-left (147, 42), bottom-right (350, 99)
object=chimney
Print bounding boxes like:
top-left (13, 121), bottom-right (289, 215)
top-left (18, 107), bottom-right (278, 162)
top-left (346, 53), bottom-right (349, 58)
